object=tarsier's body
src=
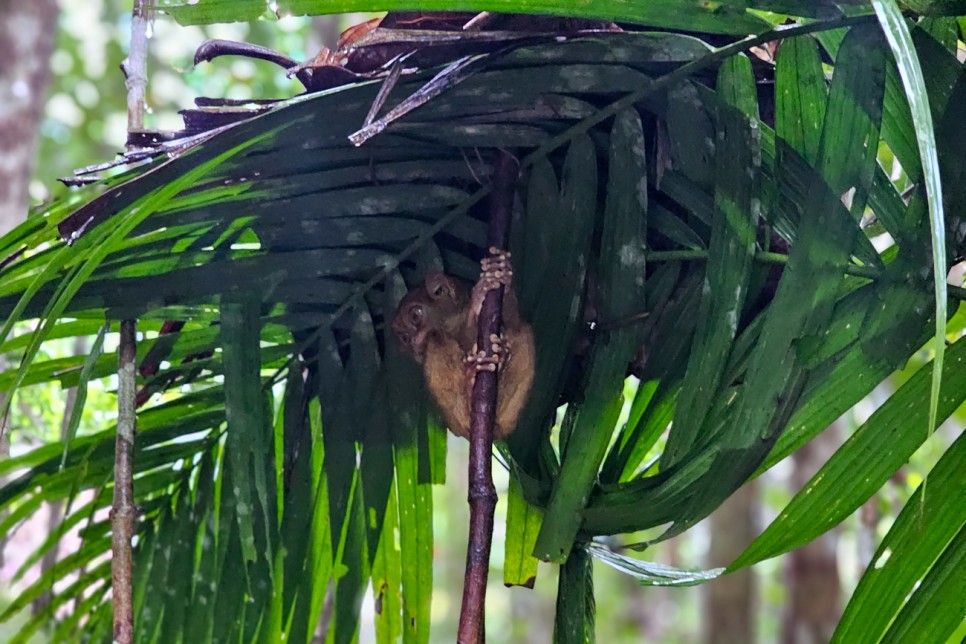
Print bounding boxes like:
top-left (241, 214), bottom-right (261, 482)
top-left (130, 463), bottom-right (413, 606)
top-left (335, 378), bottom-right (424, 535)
top-left (391, 251), bottom-right (535, 440)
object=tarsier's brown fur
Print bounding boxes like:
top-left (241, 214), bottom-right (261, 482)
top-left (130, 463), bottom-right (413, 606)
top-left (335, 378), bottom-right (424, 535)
top-left (391, 252), bottom-right (535, 439)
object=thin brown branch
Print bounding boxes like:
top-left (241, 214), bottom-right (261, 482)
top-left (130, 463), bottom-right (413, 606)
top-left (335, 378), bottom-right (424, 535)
top-left (112, 323), bottom-right (137, 643)
top-left (111, 2), bottom-right (146, 639)
top-left (457, 150), bottom-right (518, 643)
top-left (112, 320), bottom-right (138, 641)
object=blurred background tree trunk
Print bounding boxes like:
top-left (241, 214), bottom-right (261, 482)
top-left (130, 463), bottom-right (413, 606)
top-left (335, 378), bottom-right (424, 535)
top-left (0, 0), bottom-right (58, 574)
top-left (782, 425), bottom-right (842, 643)
top-left (0, 0), bottom-right (58, 235)
top-left (704, 481), bottom-right (758, 644)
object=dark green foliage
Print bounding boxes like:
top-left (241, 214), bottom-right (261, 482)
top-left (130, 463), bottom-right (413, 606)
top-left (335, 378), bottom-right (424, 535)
top-left (1, 6), bottom-right (964, 643)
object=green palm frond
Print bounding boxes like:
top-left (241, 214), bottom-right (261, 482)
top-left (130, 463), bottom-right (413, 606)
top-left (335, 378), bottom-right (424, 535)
top-left (1, 9), bottom-right (964, 642)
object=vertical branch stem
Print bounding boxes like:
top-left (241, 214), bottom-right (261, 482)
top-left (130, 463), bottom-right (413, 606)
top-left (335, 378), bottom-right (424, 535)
top-left (124, 0), bottom-right (148, 135)
top-left (553, 545), bottom-right (595, 643)
top-left (112, 320), bottom-right (137, 643)
top-left (457, 150), bottom-right (519, 643)
top-left (113, 3), bottom-right (146, 641)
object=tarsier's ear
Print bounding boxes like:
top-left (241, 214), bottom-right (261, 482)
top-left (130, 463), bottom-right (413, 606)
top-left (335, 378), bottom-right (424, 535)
top-left (424, 272), bottom-right (455, 300)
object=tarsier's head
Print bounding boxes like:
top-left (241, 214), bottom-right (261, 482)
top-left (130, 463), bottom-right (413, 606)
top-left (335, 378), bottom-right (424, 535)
top-left (391, 272), bottom-right (466, 361)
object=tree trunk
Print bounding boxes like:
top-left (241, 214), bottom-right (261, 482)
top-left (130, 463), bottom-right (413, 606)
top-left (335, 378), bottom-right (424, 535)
top-left (782, 426), bottom-right (842, 643)
top-left (0, 0), bottom-right (58, 235)
top-left (704, 480), bottom-right (758, 644)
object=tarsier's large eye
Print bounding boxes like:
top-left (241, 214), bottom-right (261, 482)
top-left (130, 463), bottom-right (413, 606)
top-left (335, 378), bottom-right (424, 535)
top-left (407, 304), bottom-right (423, 326)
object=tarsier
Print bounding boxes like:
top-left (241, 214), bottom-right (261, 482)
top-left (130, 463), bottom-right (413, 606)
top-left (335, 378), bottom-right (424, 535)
top-left (391, 249), bottom-right (535, 440)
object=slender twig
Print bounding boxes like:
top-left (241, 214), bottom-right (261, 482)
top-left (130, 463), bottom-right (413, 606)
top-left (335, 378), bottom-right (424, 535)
top-left (349, 52), bottom-right (494, 146)
top-left (458, 150), bottom-right (518, 643)
top-left (112, 320), bottom-right (137, 644)
top-left (463, 12), bottom-right (496, 31)
top-left (360, 53), bottom-right (408, 129)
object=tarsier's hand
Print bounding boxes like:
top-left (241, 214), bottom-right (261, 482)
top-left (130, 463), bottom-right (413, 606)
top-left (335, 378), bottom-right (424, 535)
top-left (463, 333), bottom-right (508, 374)
top-left (480, 247), bottom-right (512, 290)
top-left (469, 248), bottom-right (513, 322)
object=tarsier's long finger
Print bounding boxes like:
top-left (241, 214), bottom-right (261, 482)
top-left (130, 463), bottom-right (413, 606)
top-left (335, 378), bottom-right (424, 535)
top-left (464, 335), bottom-right (508, 373)
top-left (489, 333), bottom-right (512, 363)
top-left (481, 249), bottom-right (511, 270)
top-left (480, 247), bottom-right (513, 291)
top-left (463, 349), bottom-right (500, 373)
